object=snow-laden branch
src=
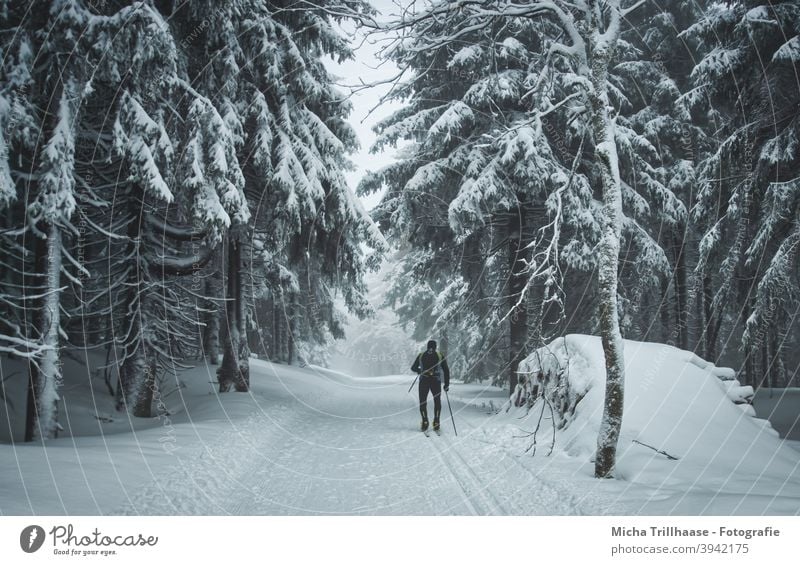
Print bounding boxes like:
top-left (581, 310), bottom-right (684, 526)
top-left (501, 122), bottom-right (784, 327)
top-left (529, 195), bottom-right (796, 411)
top-left (146, 215), bottom-right (209, 243)
top-left (147, 244), bottom-right (215, 277)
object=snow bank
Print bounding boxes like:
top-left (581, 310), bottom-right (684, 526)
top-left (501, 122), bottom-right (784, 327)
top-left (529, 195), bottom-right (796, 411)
top-left (514, 336), bottom-right (798, 486)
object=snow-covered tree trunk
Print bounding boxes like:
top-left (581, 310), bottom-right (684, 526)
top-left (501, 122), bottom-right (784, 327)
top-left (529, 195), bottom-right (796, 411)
top-left (22, 73), bottom-right (77, 440)
top-left (588, 4), bottom-right (625, 479)
top-left (508, 207), bottom-right (529, 396)
top-left (26, 223), bottom-right (64, 441)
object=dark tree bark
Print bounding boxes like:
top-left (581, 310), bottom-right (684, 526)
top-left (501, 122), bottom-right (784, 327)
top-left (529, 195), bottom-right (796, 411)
top-left (117, 208), bottom-right (146, 413)
top-left (674, 229), bottom-right (689, 350)
top-left (660, 277), bottom-right (671, 342)
top-left (24, 360), bottom-right (38, 442)
top-left (738, 273), bottom-right (754, 387)
top-left (286, 301), bottom-right (295, 365)
top-left (700, 273), bottom-right (718, 362)
top-left (218, 232), bottom-right (250, 392)
top-left (203, 252), bottom-right (221, 365)
top-left (133, 357), bottom-right (157, 418)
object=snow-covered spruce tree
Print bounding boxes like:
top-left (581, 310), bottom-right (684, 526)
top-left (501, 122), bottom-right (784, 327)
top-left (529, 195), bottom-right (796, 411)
top-left (373, 0), bottom-right (679, 477)
top-left (611, 0), bottom-right (710, 347)
top-left (70, 2), bottom-right (248, 415)
top-left (361, 6), bottom-right (568, 388)
top-left (0, 4), bottom-right (42, 369)
top-left (249, 0), bottom-right (385, 368)
top-left (0, 0), bottom-right (90, 440)
top-left (171, 0), bottom-right (382, 385)
top-left (684, 1), bottom-right (800, 386)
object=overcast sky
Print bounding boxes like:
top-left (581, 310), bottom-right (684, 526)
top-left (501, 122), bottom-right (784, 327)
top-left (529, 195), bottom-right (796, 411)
top-left (324, 0), bottom-right (408, 211)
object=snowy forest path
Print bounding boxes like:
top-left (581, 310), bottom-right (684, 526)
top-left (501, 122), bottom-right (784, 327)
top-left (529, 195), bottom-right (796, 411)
top-left (116, 362), bottom-right (590, 515)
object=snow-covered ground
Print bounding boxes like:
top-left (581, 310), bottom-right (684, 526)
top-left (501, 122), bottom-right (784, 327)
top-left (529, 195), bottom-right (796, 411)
top-left (1, 337), bottom-right (799, 515)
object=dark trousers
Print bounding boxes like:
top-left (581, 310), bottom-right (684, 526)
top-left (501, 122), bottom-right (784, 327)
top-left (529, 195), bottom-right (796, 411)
top-left (418, 376), bottom-right (442, 423)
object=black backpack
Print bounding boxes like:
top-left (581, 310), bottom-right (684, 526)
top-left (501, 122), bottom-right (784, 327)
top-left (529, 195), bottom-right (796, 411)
top-left (418, 350), bottom-right (444, 379)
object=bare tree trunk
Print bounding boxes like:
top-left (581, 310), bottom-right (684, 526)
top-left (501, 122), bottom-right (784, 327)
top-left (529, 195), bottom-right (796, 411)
top-left (761, 336), bottom-right (770, 391)
top-left (117, 311), bottom-right (146, 412)
top-left (272, 297), bottom-right (280, 362)
top-left (116, 210), bottom-right (149, 414)
top-left (701, 273), bottom-right (714, 359)
top-left (278, 300), bottom-right (290, 364)
top-left (286, 302), bottom-right (295, 365)
top-left (203, 254), bottom-right (221, 365)
top-left (772, 329), bottom-right (785, 388)
top-left (660, 277), bottom-right (671, 342)
top-left (739, 274), bottom-right (754, 387)
top-left (218, 232), bottom-right (250, 391)
top-left (24, 359), bottom-right (37, 442)
top-left (674, 228), bottom-right (688, 350)
top-left (133, 356), bottom-right (157, 417)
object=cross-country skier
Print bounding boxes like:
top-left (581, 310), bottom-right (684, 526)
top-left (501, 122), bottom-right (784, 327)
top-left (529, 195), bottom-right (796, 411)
top-left (411, 340), bottom-right (450, 432)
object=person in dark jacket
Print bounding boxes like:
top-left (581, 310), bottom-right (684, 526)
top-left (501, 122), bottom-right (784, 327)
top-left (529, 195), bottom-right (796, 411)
top-left (411, 340), bottom-right (450, 431)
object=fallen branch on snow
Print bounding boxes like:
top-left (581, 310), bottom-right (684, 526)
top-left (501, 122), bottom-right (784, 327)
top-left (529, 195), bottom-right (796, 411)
top-left (632, 439), bottom-right (679, 460)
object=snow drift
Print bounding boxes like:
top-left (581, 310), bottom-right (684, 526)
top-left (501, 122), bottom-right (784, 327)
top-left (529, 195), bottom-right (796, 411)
top-left (514, 335), bottom-right (798, 489)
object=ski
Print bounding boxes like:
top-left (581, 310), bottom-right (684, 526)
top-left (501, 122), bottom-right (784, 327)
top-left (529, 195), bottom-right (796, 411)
top-left (422, 429), bottom-right (430, 437)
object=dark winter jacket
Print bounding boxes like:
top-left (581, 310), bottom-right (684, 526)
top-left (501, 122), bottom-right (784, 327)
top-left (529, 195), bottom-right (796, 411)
top-left (411, 347), bottom-right (450, 387)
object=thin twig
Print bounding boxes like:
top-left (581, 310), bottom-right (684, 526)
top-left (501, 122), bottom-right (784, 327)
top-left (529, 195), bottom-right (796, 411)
top-left (632, 439), bottom-right (679, 460)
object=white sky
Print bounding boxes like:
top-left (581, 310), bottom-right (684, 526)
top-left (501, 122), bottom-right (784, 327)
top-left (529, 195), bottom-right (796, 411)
top-left (324, 0), bottom-right (409, 211)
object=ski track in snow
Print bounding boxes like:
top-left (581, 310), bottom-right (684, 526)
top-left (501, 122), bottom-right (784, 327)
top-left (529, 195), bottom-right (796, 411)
top-left (451, 417), bottom-right (620, 515)
top-left (119, 366), bottom-right (603, 515)
top-left (426, 432), bottom-right (506, 515)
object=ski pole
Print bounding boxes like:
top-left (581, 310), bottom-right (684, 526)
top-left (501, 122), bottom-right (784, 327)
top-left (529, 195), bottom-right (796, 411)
top-left (407, 375), bottom-right (418, 394)
top-left (445, 388), bottom-right (457, 436)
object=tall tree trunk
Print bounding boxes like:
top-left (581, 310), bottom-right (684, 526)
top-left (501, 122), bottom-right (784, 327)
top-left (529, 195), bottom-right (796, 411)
top-left (116, 209), bottom-right (149, 413)
top-left (508, 205), bottom-right (528, 397)
top-left (739, 274), bottom-right (753, 387)
top-left (772, 329), bottom-right (785, 388)
top-left (674, 228), bottom-right (688, 350)
top-left (25, 223), bottom-right (64, 441)
top-left (25, 354), bottom-right (38, 442)
top-left (133, 355), bottom-right (157, 417)
top-left (116, 295), bottom-right (147, 413)
top-left (660, 277), bottom-right (671, 342)
top-left (272, 297), bottom-right (280, 362)
top-left (589, 10), bottom-right (626, 479)
top-left (761, 336), bottom-right (770, 391)
top-left (203, 254), bottom-right (221, 365)
top-left (702, 273), bottom-right (715, 360)
top-left (218, 232), bottom-right (250, 391)
top-left (286, 301), bottom-right (295, 366)
top-left (24, 232), bottom-right (47, 442)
